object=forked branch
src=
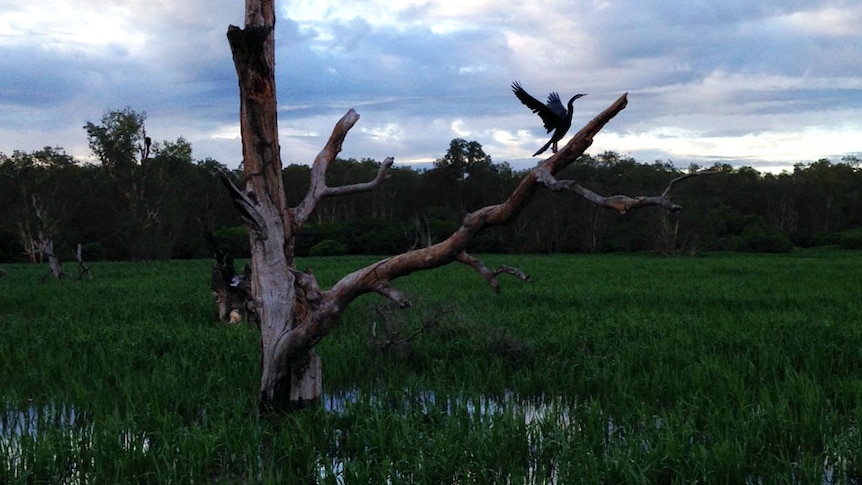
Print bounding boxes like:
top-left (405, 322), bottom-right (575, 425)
top-left (536, 167), bottom-right (718, 214)
top-left (294, 109), bottom-right (394, 226)
top-left (321, 157), bottom-right (394, 197)
top-left (456, 251), bottom-right (530, 293)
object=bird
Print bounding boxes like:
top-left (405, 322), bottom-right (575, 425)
top-left (511, 81), bottom-right (586, 156)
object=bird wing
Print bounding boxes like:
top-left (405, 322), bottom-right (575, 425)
top-left (512, 82), bottom-right (563, 133)
top-left (545, 92), bottom-right (568, 120)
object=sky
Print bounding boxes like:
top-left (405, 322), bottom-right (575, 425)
top-left (1, 0), bottom-right (860, 173)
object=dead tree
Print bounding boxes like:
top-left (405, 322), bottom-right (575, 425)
top-left (226, 0), bottom-right (709, 415)
top-left (18, 221), bottom-right (42, 263)
top-left (204, 229), bottom-right (254, 324)
top-left (211, 255), bottom-right (253, 324)
top-left (74, 243), bottom-right (91, 280)
top-left (25, 194), bottom-right (68, 281)
top-left (37, 230), bottom-right (67, 282)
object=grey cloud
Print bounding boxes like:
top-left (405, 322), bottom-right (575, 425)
top-left (275, 18), bottom-right (512, 115)
top-left (332, 17), bottom-right (373, 51)
top-left (0, 0), bottom-right (858, 171)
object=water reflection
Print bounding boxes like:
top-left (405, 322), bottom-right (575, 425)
top-left (324, 387), bottom-right (570, 426)
top-left (3, 396), bottom-right (857, 485)
top-left (1, 402), bottom-right (95, 484)
top-left (1, 402), bottom-right (150, 484)
top-left (322, 389), bottom-right (857, 485)
top-left (1, 401), bottom-right (84, 439)
top-left (321, 389), bottom-right (570, 484)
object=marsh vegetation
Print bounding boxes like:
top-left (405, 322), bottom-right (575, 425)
top-left (2, 251), bottom-right (861, 483)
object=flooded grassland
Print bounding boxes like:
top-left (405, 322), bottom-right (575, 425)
top-left (2, 252), bottom-right (861, 483)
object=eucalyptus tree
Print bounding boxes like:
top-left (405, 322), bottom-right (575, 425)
top-left (84, 108), bottom-right (154, 259)
top-left (85, 110), bottom-right (212, 259)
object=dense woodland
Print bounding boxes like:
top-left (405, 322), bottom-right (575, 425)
top-left (1, 108), bottom-right (860, 263)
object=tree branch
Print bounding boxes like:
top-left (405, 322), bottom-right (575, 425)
top-left (662, 170), bottom-right (720, 198)
top-left (321, 157), bottom-right (394, 198)
top-left (456, 251), bottom-right (530, 293)
top-left (293, 110), bottom-right (394, 226)
top-left (217, 168), bottom-right (267, 236)
top-left (373, 283), bottom-right (411, 308)
top-left (536, 167), bottom-right (718, 214)
top-left (282, 93), bottom-right (630, 350)
top-left (371, 305), bottom-right (446, 351)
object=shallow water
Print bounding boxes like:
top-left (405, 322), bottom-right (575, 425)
top-left (2, 395), bottom-right (857, 485)
top-left (1, 401), bottom-right (152, 484)
top-left (1, 402), bottom-right (85, 438)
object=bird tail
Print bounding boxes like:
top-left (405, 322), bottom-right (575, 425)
top-left (532, 141), bottom-right (553, 157)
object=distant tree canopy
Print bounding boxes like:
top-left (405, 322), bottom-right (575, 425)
top-left (1, 113), bottom-right (860, 263)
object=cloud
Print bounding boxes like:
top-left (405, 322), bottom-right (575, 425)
top-left (776, 5), bottom-right (862, 37)
top-left (0, 0), bottom-right (858, 172)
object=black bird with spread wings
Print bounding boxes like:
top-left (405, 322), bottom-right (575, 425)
top-left (512, 81), bottom-right (587, 156)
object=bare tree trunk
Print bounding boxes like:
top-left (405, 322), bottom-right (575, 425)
top-left (75, 243), bottom-right (91, 280)
top-left (24, 195), bottom-right (68, 281)
top-left (18, 222), bottom-right (41, 263)
top-left (657, 210), bottom-right (679, 255)
top-left (225, 0), bottom-right (710, 416)
top-left (37, 231), bottom-right (67, 282)
top-left (227, 0), bottom-right (318, 412)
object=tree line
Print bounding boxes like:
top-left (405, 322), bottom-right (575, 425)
top-left (1, 109), bottom-right (860, 263)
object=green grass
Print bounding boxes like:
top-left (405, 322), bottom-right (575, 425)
top-left (1, 251), bottom-right (862, 483)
